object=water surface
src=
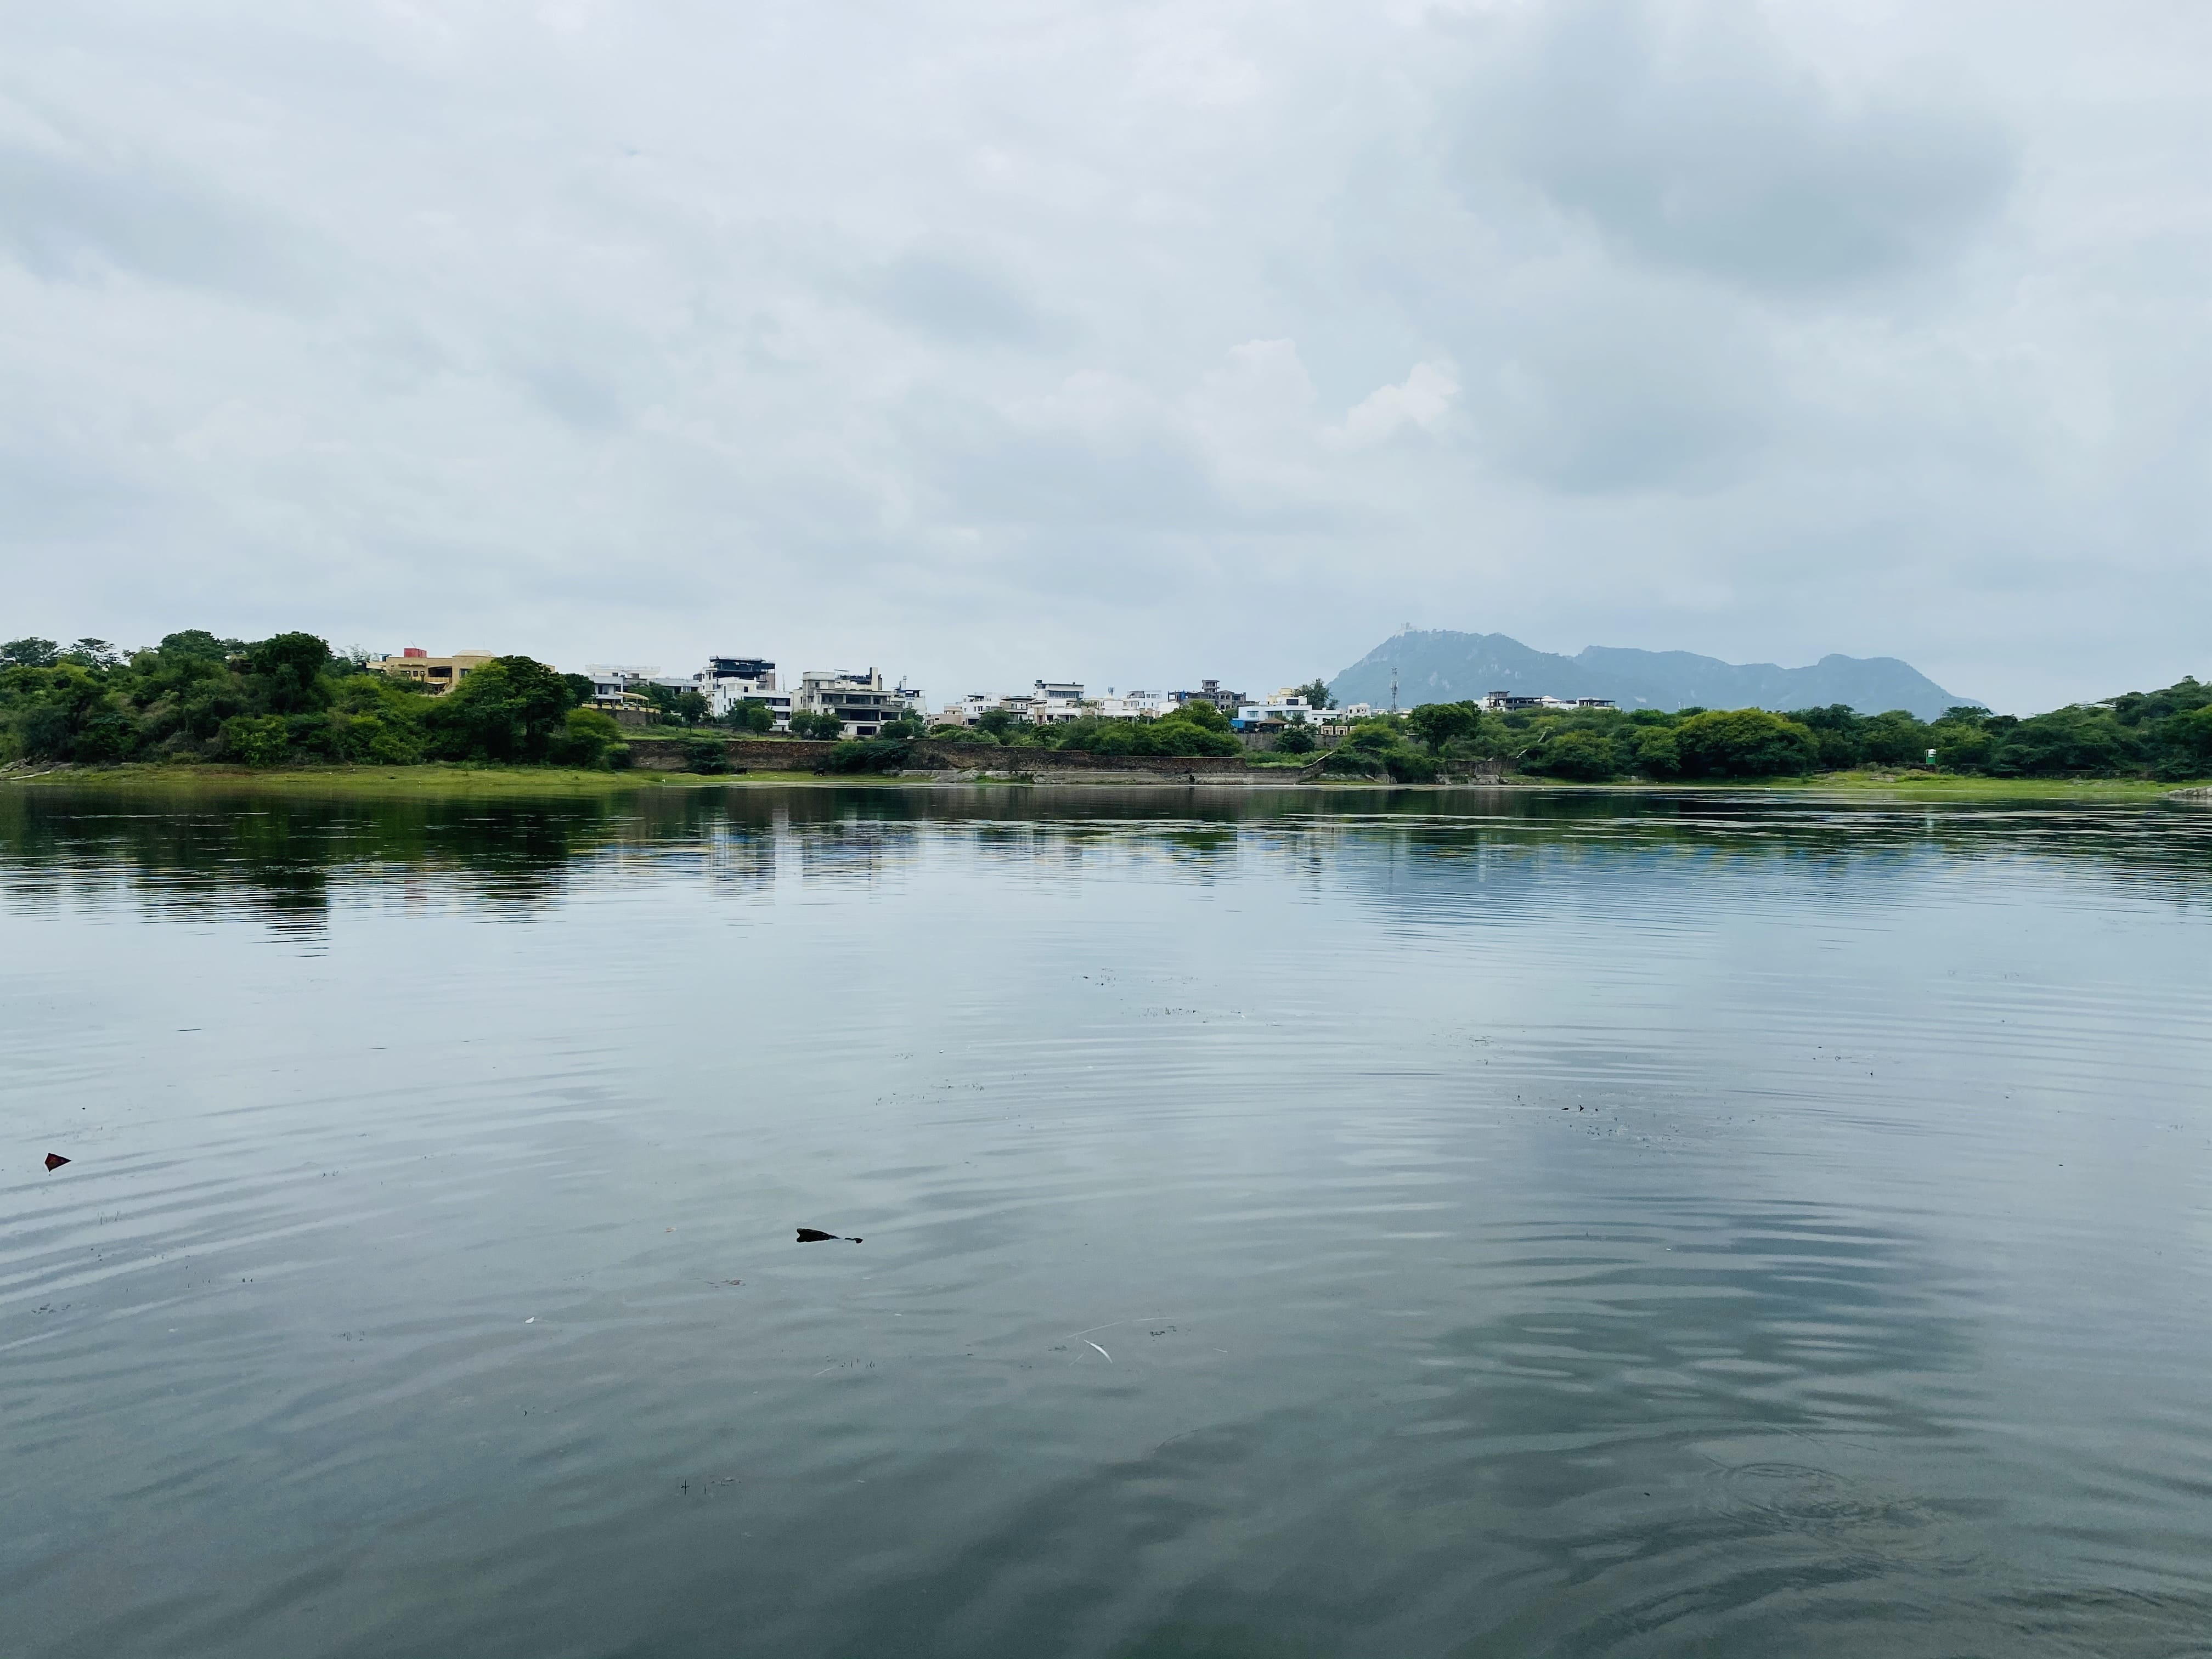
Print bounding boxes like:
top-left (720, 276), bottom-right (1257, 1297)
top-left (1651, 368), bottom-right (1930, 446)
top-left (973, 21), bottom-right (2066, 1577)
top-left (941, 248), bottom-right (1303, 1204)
top-left (4, 784), bottom-right (2210, 1657)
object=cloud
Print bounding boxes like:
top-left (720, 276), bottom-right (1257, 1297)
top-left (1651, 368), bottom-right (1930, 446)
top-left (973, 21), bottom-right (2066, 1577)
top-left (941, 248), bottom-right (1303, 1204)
top-left (1459, 0), bottom-right (2017, 295)
top-left (1331, 360), bottom-right (1459, 448)
top-left (0, 0), bottom-right (2204, 711)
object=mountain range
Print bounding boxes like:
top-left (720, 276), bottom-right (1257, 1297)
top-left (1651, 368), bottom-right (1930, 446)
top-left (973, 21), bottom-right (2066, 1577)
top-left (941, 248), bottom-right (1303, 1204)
top-left (1327, 631), bottom-right (1973, 722)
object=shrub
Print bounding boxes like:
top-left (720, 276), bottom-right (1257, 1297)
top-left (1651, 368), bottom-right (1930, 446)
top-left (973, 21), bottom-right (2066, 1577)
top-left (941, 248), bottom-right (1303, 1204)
top-left (72, 709), bottom-right (139, 764)
top-left (1275, 723), bottom-right (1317, 754)
top-left (1385, 750), bottom-right (1439, 783)
top-left (221, 714), bottom-right (292, 767)
top-left (821, 738), bottom-right (911, 773)
top-left (1533, 729), bottom-right (1621, 781)
top-left (549, 708), bottom-right (622, 768)
top-left (679, 735), bottom-right (731, 774)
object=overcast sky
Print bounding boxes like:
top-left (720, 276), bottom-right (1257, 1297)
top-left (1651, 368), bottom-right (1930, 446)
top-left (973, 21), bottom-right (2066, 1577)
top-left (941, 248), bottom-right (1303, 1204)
top-left (4, 1), bottom-right (2208, 712)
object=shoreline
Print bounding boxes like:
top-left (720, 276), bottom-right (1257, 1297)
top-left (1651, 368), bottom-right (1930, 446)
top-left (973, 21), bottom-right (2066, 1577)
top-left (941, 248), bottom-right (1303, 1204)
top-left (1, 761), bottom-right (2203, 803)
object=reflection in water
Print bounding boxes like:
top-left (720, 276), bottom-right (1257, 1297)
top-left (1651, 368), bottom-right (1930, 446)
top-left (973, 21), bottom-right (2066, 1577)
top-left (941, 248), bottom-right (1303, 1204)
top-left (2, 783), bottom-right (2209, 1658)
top-left (4, 783), bottom-right (2209, 928)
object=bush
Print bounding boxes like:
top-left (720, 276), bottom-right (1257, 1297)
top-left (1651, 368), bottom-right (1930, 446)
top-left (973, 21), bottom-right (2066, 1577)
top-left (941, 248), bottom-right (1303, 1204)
top-left (548, 708), bottom-right (622, 768)
top-left (821, 738), bottom-right (911, 773)
top-left (679, 735), bottom-right (731, 774)
top-left (724, 699), bottom-right (776, 734)
top-left (1533, 729), bottom-right (1621, 781)
top-left (1385, 750), bottom-right (1439, 783)
top-left (1672, 709), bottom-right (1819, 778)
top-left (1274, 722), bottom-right (1317, 754)
top-left (788, 710), bottom-right (844, 740)
top-left (72, 709), bottom-right (140, 764)
top-left (221, 714), bottom-right (292, 767)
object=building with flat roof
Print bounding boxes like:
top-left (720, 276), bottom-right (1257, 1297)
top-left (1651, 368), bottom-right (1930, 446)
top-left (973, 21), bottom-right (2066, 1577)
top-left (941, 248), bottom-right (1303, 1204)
top-left (699, 657), bottom-right (788, 726)
top-left (795, 668), bottom-right (924, 737)
top-left (372, 648), bottom-right (496, 695)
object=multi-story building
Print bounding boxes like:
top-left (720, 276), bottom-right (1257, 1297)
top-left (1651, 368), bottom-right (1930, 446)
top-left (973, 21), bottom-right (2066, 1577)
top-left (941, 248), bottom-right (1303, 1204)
top-left (371, 648), bottom-right (497, 695)
top-left (795, 668), bottom-right (924, 737)
top-left (1232, 696), bottom-right (1321, 730)
top-left (583, 665), bottom-right (668, 712)
top-left (698, 657), bottom-right (790, 727)
top-left (1177, 678), bottom-right (1246, 714)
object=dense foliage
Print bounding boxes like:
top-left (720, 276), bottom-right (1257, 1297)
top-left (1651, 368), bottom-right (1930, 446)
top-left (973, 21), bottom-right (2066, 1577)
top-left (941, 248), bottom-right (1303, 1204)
top-left (0, 634), bottom-right (627, 769)
top-left (4, 629), bottom-right (2204, 782)
top-left (1387, 681), bottom-right (2212, 781)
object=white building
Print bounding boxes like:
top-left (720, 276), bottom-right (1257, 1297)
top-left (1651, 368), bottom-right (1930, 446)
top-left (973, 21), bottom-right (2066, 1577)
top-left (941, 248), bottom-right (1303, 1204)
top-left (1233, 696), bottom-right (1320, 727)
top-left (938, 681), bottom-right (1128, 727)
top-left (698, 656), bottom-right (791, 727)
top-left (582, 664), bottom-right (662, 710)
top-left (795, 668), bottom-right (925, 737)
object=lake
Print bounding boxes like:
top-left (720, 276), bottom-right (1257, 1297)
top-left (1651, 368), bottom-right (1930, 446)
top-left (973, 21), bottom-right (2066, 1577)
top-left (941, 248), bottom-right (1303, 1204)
top-left (4, 783), bottom-right (2210, 1658)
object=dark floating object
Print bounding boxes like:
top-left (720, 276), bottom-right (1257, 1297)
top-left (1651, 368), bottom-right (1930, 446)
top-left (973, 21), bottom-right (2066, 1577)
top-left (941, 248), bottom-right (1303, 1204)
top-left (795, 1228), bottom-right (861, 1244)
top-left (44, 1153), bottom-right (70, 1172)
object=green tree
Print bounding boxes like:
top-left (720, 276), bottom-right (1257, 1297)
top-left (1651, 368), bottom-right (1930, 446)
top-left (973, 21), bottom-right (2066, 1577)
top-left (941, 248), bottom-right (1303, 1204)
top-left (1672, 709), bottom-right (1820, 778)
top-left (1291, 679), bottom-right (1336, 710)
top-left (424, 656), bottom-right (579, 761)
top-left (1173, 697), bottom-right (1232, 732)
top-left (2, 637), bottom-right (59, 668)
top-left (548, 707), bottom-right (623, 767)
top-left (1275, 721), bottom-right (1317, 754)
top-left (241, 633), bottom-right (338, 714)
top-left (788, 709), bottom-right (844, 740)
top-left (725, 698), bottom-right (776, 734)
top-left (1533, 729), bottom-right (1622, 781)
top-left (1407, 700), bottom-right (1482, 750)
top-left (156, 630), bottom-right (240, 662)
top-left (1632, 727), bottom-right (1680, 778)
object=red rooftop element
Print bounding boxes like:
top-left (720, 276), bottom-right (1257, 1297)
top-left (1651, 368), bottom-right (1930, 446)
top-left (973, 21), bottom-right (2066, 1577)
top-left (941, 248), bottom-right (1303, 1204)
top-left (402, 647), bottom-right (427, 658)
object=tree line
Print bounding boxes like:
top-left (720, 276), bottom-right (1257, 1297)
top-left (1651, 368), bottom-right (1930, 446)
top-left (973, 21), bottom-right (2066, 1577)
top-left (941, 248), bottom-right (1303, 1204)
top-left (1352, 687), bottom-right (2211, 781)
top-left (3, 630), bottom-right (2207, 780)
top-left (0, 634), bottom-right (626, 768)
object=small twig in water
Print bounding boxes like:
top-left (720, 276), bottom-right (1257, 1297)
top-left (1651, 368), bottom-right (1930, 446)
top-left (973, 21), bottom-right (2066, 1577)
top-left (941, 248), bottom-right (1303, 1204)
top-left (1086, 1340), bottom-right (1111, 1363)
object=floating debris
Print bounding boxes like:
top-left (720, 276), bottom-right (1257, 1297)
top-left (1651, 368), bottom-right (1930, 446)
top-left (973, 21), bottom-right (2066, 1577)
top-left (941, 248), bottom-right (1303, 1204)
top-left (44, 1153), bottom-right (70, 1172)
top-left (796, 1228), bottom-right (862, 1244)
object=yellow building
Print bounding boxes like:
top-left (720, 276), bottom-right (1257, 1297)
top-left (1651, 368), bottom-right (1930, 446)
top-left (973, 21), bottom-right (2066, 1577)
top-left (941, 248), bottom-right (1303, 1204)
top-left (373, 649), bottom-right (496, 695)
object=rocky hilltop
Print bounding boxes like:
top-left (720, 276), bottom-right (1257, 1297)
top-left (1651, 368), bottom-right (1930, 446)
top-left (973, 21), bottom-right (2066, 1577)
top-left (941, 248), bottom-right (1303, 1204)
top-left (1329, 631), bottom-right (1971, 721)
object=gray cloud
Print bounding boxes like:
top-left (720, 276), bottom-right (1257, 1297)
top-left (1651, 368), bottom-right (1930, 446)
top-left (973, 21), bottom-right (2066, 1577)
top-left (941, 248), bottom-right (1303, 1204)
top-left (0, 138), bottom-right (321, 301)
top-left (1463, 0), bottom-right (2016, 295)
top-left (0, 1), bottom-right (2204, 712)
top-left (869, 252), bottom-right (1062, 347)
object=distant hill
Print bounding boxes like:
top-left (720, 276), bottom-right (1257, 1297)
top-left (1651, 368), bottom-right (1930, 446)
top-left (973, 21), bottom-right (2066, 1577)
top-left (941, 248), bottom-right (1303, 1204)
top-left (1328, 631), bottom-right (1973, 721)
